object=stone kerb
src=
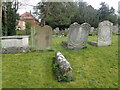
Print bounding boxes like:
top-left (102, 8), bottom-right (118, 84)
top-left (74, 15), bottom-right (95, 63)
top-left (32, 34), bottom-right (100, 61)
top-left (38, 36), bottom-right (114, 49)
top-left (0, 35), bottom-right (29, 54)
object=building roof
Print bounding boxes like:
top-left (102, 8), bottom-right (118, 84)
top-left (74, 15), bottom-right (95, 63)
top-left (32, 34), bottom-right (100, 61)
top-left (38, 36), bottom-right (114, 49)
top-left (20, 12), bottom-right (35, 20)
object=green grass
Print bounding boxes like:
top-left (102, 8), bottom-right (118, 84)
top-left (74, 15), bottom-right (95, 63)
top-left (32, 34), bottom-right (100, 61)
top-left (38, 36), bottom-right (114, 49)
top-left (2, 35), bottom-right (118, 88)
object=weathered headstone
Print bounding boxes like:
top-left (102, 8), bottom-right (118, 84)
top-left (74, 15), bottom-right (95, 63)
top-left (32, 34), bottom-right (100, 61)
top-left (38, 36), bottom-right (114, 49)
top-left (98, 21), bottom-right (113, 46)
top-left (88, 20), bottom-right (113, 46)
top-left (31, 25), bottom-right (52, 50)
top-left (62, 22), bottom-right (91, 49)
top-left (64, 28), bottom-right (69, 36)
top-left (53, 27), bottom-right (59, 37)
top-left (90, 27), bottom-right (95, 33)
top-left (112, 25), bottom-right (118, 34)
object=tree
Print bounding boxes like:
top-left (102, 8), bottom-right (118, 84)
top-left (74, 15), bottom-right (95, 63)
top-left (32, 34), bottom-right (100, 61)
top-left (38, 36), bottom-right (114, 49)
top-left (2, 0), bottom-right (19, 36)
top-left (98, 2), bottom-right (117, 24)
top-left (72, 2), bottom-right (99, 28)
top-left (34, 2), bottom-right (77, 28)
top-left (25, 22), bottom-right (32, 35)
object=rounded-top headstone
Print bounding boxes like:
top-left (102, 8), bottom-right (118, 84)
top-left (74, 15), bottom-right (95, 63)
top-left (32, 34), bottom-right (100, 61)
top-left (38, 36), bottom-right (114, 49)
top-left (67, 22), bottom-right (91, 49)
top-left (98, 20), bottom-right (113, 46)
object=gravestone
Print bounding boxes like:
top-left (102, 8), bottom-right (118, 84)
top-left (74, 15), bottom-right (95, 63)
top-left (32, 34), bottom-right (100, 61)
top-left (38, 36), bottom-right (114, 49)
top-left (62, 22), bottom-right (91, 49)
top-left (112, 25), bottom-right (118, 34)
top-left (64, 28), bottom-right (69, 36)
top-left (53, 27), bottom-right (59, 37)
top-left (31, 25), bottom-right (52, 50)
top-left (88, 20), bottom-right (113, 46)
top-left (90, 27), bottom-right (95, 33)
top-left (98, 21), bottom-right (113, 46)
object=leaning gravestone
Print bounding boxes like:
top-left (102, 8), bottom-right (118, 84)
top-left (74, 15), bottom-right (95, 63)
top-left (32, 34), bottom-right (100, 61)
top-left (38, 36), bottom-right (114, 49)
top-left (31, 25), bottom-right (52, 50)
top-left (53, 51), bottom-right (74, 82)
top-left (62, 22), bottom-right (91, 49)
top-left (88, 20), bottom-right (113, 46)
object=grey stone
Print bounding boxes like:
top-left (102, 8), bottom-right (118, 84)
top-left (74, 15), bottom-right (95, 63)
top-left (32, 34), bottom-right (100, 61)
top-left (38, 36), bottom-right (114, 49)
top-left (112, 25), bottom-right (118, 34)
top-left (0, 47), bottom-right (30, 54)
top-left (53, 27), bottom-right (59, 37)
top-left (0, 36), bottom-right (29, 48)
top-left (31, 25), bottom-right (52, 50)
top-left (88, 41), bottom-right (97, 46)
top-left (55, 51), bottom-right (73, 81)
top-left (54, 27), bottom-right (59, 33)
top-left (88, 20), bottom-right (113, 46)
top-left (90, 27), bottom-right (95, 33)
top-left (62, 22), bottom-right (91, 49)
top-left (98, 20), bottom-right (113, 46)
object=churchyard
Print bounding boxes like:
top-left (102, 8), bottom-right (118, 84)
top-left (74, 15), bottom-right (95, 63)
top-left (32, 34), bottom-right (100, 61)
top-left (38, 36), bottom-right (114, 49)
top-left (1, 1), bottom-right (119, 88)
top-left (2, 21), bottom-right (118, 88)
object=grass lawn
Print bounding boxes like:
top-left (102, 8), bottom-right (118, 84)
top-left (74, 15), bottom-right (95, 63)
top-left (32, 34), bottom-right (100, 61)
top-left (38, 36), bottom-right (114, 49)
top-left (2, 35), bottom-right (118, 88)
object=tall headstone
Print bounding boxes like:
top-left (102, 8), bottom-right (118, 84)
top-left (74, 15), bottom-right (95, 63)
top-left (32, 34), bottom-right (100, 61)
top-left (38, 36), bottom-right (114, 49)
top-left (62, 22), bottom-right (91, 49)
top-left (31, 25), bottom-right (52, 50)
top-left (88, 20), bottom-right (113, 46)
top-left (98, 21), bottom-right (113, 46)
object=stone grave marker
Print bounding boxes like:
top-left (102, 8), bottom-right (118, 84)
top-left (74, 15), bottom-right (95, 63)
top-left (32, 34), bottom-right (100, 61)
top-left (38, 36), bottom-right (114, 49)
top-left (88, 20), bottom-right (113, 46)
top-left (31, 25), bottom-right (52, 50)
top-left (112, 25), bottom-right (118, 34)
top-left (90, 27), bottom-right (95, 33)
top-left (62, 22), bottom-right (91, 49)
top-left (53, 27), bottom-right (59, 37)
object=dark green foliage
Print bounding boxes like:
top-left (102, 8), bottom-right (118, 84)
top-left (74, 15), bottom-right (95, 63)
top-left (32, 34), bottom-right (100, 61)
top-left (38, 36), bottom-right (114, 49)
top-left (34, 2), bottom-right (77, 28)
top-left (34, 1), bottom-right (117, 29)
top-left (2, 2), bottom-right (19, 36)
top-left (25, 22), bottom-right (32, 35)
top-left (98, 2), bottom-right (117, 25)
top-left (52, 57), bottom-right (75, 82)
top-left (16, 30), bottom-right (30, 35)
top-left (72, 2), bottom-right (99, 28)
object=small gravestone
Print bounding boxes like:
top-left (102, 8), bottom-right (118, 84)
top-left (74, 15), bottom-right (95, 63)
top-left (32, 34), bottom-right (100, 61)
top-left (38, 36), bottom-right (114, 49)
top-left (64, 28), bottom-right (69, 36)
top-left (88, 20), bottom-right (113, 46)
top-left (62, 22), bottom-right (91, 49)
top-left (31, 25), bottom-right (52, 50)
top-left (112, 25), bottom-right (118, 34)
top-left (53, 27), bottom-right (59, 37)
top-left (90, 27), bottom-right (95, 33)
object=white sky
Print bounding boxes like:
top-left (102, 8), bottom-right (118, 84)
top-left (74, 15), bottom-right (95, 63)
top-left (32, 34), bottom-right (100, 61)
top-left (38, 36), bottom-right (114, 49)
top-left (17, 0), bottom-right (119, 15)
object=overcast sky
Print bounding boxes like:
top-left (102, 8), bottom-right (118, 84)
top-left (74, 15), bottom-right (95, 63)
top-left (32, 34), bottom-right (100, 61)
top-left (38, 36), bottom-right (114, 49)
top-left (17, 0), bottom-right (119, 15)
